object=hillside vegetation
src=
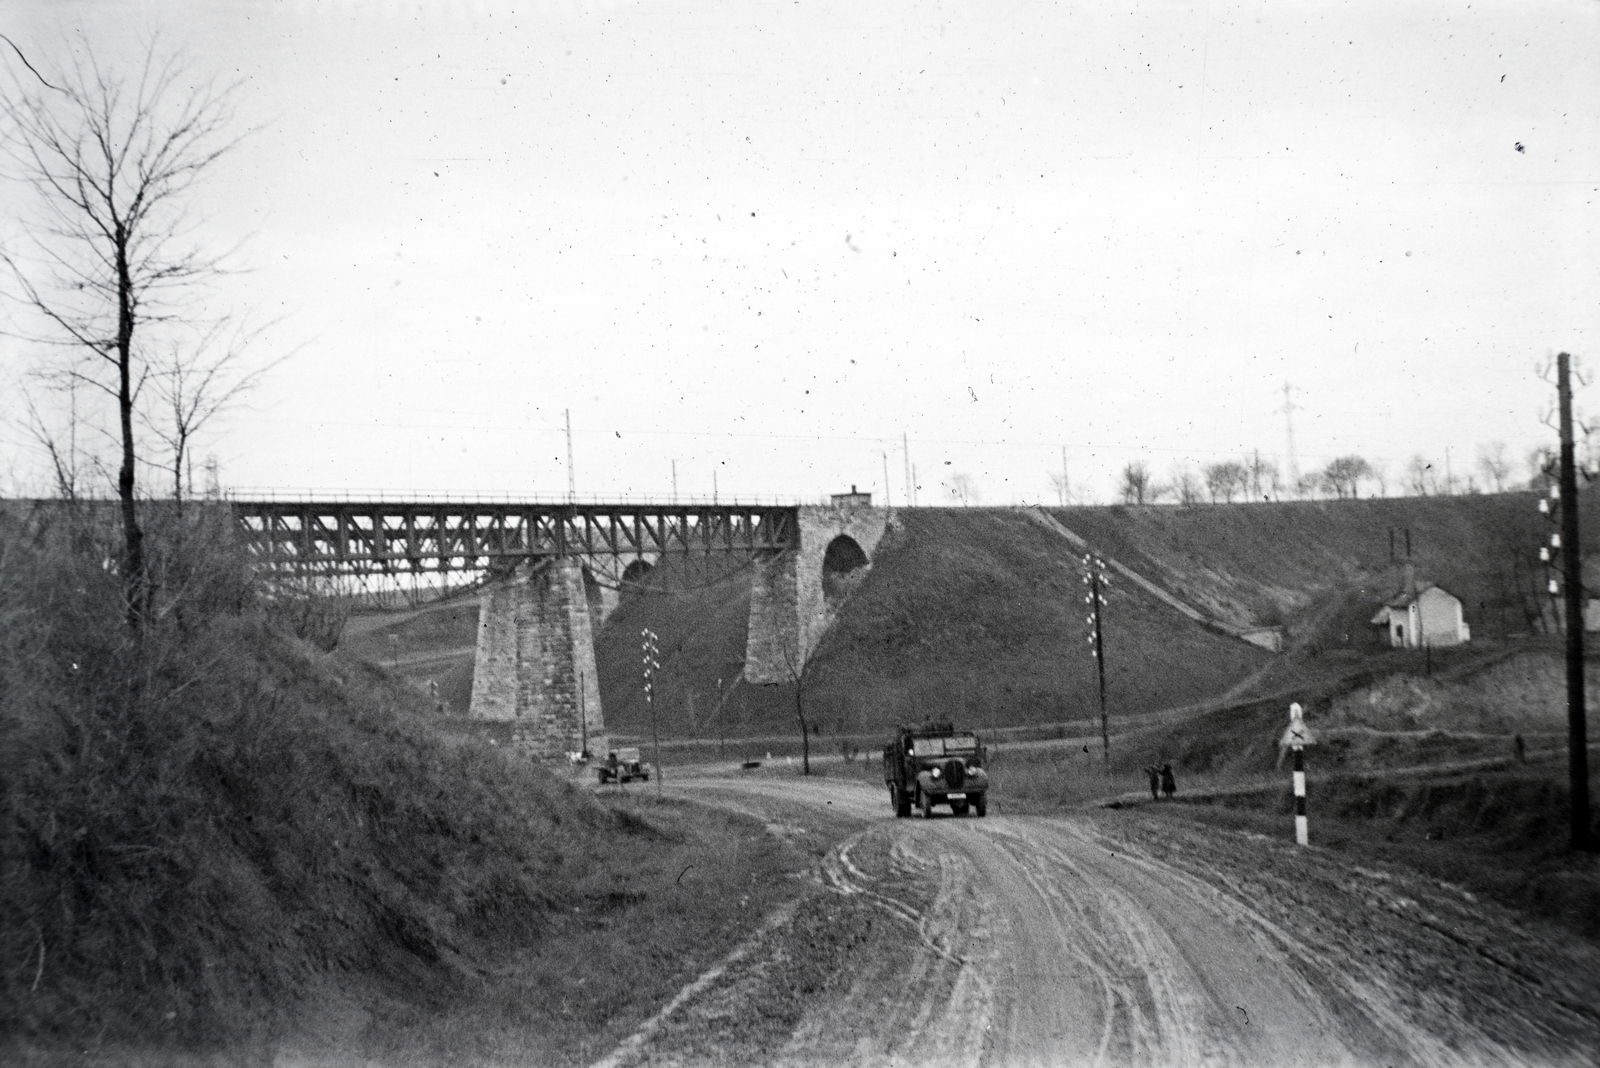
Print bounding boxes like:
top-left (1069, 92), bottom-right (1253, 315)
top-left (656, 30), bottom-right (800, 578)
top-left (596, 507), bottom-right (1272, 742)
top-left (355, 494), bottom-right (1561, 747)
top-left (1050, 492), bottom-right (1560, 645)
top-left (0, 504), bottom-right (798, 1063)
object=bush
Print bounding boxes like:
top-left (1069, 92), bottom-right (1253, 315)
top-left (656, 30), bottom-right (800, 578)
top-left (0, 502), bottom-right (612, 1054)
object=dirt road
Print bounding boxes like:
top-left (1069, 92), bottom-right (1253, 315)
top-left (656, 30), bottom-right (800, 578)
top-left (595, 776), bottom-right (1599, 1068)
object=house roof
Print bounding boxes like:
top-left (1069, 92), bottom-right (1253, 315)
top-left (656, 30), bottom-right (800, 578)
top-left (1370, 583), bottom-right (1460, 625)
top-left (1381, 582), bottom-right (1437, 609)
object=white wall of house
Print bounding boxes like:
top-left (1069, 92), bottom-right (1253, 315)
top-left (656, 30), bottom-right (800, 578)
top-left (1376, 587), bottom-right (1470, 648)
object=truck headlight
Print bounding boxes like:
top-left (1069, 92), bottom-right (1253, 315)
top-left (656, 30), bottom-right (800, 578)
top-left (930, 767), bottom-right (941, 779)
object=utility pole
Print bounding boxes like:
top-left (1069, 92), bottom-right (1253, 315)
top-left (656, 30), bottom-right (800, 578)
top-left (565, 408), bottom-right (576, 503)
top-left (1280, 382), bottom-right (1301, 493)
top-left (1556, 352), bottom-right (1592, 851)
top-left (578, 670), bottom-right (588, 759)
top-left (1061, 446), bottom-right (1071, 507)
top-left (712, 468), bottom-right (718, 504)
top-left (642, 628), bottom-right (663, 795)
top-left (1082, 553), bottom-right (1112, 766)
top-left (883, 451), bottom-right (893, 507)
top-left (903, 433), bottom-right (913, 507)
top-left (672, 459), bottom-right (678, 504)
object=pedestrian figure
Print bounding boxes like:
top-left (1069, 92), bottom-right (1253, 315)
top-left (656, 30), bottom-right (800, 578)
top-left (1145, 765), bottom-right (1161, 801)
top-left (1160, 763), bottom-right (1176, 799)
top-left (1514, 733), bottom-right (1526, 764)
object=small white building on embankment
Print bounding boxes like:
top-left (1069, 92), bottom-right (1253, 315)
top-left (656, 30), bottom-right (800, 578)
top-left (1370, 584), bottom-right (1471, 648)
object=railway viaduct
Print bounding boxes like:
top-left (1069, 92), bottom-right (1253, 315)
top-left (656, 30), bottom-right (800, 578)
top-left (232, 494), bottom-right (893, 759)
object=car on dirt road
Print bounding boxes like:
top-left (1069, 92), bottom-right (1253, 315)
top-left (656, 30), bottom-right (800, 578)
top-left (883, 722), bottom-right (989, 818)
top-left (598, 747), bottom-right (651, 784)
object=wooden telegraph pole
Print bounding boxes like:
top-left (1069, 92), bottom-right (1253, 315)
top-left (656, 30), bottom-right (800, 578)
top-left (642, 627), bottom-right (663, 796)
top-left (1556, 353), bottom-right (1593, 851)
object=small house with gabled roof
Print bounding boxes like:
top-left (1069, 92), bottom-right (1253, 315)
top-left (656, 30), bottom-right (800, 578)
top-left (1370, 583), bottom-right (1470, 648)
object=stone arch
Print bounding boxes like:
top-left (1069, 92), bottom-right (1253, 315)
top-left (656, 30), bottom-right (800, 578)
top-left (821, 534), bottom-right (870, 611)
top-left (745, 503), bottom-right (893, 683)
top-left (621, 559), bottom-right (655, 589)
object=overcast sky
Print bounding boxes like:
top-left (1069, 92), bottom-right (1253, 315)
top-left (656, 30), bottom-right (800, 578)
top-left (4, 0), bottom-right (1597, 505)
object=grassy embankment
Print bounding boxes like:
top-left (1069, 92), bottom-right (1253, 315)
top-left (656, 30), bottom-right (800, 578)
top-left (0, 503), bottom-right (817, 1065)
top-left (346, 493), bottom-right (1598, 941)
top-left (369, 494), bottom-right (1557, 748)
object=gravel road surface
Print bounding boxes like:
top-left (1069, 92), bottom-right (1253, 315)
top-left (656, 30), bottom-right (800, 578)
top-left (594, 776), bottom-right (1599, 1068)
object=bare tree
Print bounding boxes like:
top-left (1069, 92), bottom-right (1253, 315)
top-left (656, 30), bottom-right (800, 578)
top-left (1119, 461), bottom-right (1153, 505)
top-left (1527, 445), bottom-right (1557, 491)
top-left (143, 321), bottom-right (277, 501)
top-left (1476, 442), bottom-right (1510, 493)
top-left (1406, 455), bottom-right (1436, 496)
top-left (1321, 455), bottom-right (1373, 499)
top-left (1203, 460), bottom-right (1248, 503)
top-left (1245, 451), bottom-right (1278, 500)
top-left (2, 44), bottom-right (243, 629)
top-left (1170, 464), bottom-right (1203, 507)
top-left (778, 631), bottom-right (840, 777)
top-left (1047, 470), bottom-right (1071, 506)
top-left (945, 472), bottom-right (978, 506)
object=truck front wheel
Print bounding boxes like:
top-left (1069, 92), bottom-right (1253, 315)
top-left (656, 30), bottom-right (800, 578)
top-left (975, 795), bottom-right (988, 818)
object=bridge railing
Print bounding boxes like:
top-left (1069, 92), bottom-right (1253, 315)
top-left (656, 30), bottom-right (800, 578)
top-left (225, 487), bottom-right (806, 507)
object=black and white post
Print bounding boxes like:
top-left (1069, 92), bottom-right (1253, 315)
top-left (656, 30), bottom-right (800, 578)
top-left (1282, 701), bottom-right (1316, 846)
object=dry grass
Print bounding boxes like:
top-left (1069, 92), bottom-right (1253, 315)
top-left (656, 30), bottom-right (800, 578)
top-left (0, 502), bottom-right (807, 1064)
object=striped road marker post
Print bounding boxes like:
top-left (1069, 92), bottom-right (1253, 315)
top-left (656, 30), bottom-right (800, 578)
top-left (1280, 702), bottom-right (1317, 846)
top-left (1292, 746), bottom-right (1309, 846)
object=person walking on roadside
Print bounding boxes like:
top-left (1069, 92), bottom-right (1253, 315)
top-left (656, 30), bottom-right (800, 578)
top-left (1160, 762), bottom-right (1177, 800)
top-left (1145, 765), bottom-right (1161, 801)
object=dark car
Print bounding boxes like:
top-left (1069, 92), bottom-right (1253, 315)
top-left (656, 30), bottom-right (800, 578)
top-left (598, 747), bottom-right (651, 784)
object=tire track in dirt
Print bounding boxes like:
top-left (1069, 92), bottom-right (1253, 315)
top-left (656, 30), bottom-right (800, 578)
top-left (611, 778), bottom-right (1593, 1066)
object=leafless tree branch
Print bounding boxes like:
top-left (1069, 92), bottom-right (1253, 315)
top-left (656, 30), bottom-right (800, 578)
top-left (2, 40), bottom-right (248, 630)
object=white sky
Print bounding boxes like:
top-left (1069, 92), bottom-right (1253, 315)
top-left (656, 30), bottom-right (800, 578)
top-left (4, 0), bottom-right (1597, 504)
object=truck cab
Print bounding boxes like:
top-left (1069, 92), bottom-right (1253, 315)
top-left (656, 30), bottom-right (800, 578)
top-left (883, 722), bottom-right (989, 818)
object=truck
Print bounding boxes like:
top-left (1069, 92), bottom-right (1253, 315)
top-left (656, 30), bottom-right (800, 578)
top-left (883, 722), bottom-right (989, 818)
top-left (597, 747), bottom-right (651, 784)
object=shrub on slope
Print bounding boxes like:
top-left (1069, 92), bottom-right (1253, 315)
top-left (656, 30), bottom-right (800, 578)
top-left (0, 505), bottom-right (617, 1054)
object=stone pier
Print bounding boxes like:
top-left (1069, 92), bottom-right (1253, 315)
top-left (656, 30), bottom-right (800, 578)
top-left (469, 559), bottom-right (606, 760)
top-left (743, 501), bottom-right (894, 683)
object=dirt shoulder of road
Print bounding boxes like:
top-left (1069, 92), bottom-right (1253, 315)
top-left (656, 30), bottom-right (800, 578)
top-left (1084, 807), bottom-right (1600, 1063)
top-left (275, 788), bottom-right (860, 1068)
top-left (582, 779), bottom-right (947, 1068)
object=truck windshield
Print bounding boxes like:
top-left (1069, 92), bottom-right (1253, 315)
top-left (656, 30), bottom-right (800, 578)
top-left (910, 735), bottom-right (978, 756)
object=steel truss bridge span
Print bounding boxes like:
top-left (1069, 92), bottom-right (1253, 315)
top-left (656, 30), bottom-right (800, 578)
top-left (232, 500), bottom-right (800, 576)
